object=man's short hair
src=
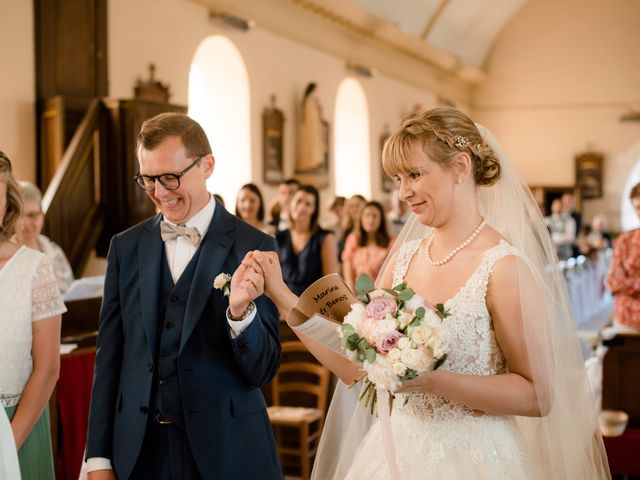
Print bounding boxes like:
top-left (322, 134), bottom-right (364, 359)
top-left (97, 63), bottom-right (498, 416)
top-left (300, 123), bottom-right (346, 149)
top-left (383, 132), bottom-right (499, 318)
top-left (137, 113), bottom-right (212, 160)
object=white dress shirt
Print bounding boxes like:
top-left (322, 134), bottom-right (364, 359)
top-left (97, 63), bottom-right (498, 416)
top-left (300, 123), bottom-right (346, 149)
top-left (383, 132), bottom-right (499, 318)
top-left (86, 194), bottom-right (257, 473)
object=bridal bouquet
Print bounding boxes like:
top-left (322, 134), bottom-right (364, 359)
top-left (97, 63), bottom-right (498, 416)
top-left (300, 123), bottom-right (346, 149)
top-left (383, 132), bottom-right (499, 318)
top-left (339, 275), bottom-right (449, 413)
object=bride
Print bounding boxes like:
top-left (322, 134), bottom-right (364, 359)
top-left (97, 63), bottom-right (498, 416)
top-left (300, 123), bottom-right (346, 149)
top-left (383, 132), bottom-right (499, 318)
top-left (234, 107), bottom-right (610, 479)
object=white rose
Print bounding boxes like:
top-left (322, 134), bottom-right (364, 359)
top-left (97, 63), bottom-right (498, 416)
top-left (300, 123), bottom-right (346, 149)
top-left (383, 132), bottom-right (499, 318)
top-left (414, 348), bottom-right (434, 372)
top-left (398, 337), bottom-right (412, 350)
top-left (392, 361), bottom-right (407, 377)
top-left (344, 303), bottom-right (366, 330)
top-left (408, 325), bottom-right (432, 346)
top-left (424, 311), bottom-right (442, 328)
top-left (404, 293), bottom-right (426, 313)
top-left (376, 318), bottom-right (397, 336)
top-left (213, 273), bottom-right (230, 290)
top-left (388, 348), bottom-right (401, 361)
top-left (426, 337), bottom-right (447, 359)
top-left (400, 348), bottom-right (421, 368)
top-left (397, 311), bottom-right (414, 329)
top-left (364, 357), bottom-right (400, 391)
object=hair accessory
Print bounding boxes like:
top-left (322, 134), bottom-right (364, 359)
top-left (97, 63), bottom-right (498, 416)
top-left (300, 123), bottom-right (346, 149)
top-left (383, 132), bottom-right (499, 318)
top-left (453, 135), bottom-right (470, 149)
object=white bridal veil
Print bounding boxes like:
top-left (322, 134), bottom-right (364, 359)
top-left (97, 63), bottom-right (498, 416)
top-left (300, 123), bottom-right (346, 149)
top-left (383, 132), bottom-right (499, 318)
top-left (311, 123), bottom-right (610, 479)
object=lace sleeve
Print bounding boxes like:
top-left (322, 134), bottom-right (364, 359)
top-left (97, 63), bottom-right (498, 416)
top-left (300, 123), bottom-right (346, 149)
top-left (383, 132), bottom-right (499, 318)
top-left (32, 255), bottom-right (67, 322)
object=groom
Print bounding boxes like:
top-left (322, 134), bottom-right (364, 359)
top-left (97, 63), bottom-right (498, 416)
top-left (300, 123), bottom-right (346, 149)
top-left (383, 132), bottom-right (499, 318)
top-left (85, 113), bottom-right (281, 479)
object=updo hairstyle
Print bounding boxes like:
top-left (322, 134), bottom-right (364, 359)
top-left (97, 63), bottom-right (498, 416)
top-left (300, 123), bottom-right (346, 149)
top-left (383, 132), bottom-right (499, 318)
top-left (0, 151), bottom-right (24, 241)
top-left (382, 107), bottom-right (501, 187)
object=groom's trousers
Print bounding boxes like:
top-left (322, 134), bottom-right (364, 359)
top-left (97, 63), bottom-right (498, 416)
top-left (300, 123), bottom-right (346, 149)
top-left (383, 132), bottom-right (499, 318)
top-left (129, 418), bottom-right (202, 480)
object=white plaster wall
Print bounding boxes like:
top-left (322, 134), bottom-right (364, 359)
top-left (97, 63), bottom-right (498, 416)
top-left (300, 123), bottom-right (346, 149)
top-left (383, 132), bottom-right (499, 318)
top-left (0, 1), bottom-right (35, 182)
top-left (473, 0), bottom-right (640, 229)
top-left (107, 0), bottom-right (446, 208)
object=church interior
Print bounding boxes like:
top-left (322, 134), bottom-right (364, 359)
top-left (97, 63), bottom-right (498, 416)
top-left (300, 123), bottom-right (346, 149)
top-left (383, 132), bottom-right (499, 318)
top-left (1, 0), bottom-right (640, 478)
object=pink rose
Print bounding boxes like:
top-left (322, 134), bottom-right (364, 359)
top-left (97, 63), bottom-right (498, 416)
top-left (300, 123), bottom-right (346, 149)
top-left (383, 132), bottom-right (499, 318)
top-left (377, 331), bottom-right (404, 353)
top-left (366, 297), bottom-right (397, 320)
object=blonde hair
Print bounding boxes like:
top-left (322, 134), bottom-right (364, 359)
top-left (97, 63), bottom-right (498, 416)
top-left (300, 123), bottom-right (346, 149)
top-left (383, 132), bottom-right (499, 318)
top-left (382, 107), bottom-right (501, 187)
top-left (0, 151), bottom-right (23, 241)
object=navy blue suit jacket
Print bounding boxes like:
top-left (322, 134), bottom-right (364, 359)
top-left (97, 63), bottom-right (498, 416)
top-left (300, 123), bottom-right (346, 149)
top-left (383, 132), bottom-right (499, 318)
top-left (86, 203), bottom-right (281, 479)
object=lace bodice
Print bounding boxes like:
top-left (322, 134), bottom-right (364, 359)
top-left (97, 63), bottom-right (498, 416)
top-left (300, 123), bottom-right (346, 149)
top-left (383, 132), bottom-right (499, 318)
top-left (0, 246), bottom-right (66, 407)
top-left (392, 239), bottom-right (521, 420)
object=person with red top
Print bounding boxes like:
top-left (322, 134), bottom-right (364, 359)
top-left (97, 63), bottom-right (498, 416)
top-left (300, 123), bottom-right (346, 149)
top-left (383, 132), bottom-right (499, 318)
top-left (607, 181), bottom-right (640, 332)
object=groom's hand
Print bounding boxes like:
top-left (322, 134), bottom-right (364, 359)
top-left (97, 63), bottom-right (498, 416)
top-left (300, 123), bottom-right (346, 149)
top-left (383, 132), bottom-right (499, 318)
top-left (229, 259), bottom-right (264, 318)
top-left (87, 470), bottom-right (116, 480)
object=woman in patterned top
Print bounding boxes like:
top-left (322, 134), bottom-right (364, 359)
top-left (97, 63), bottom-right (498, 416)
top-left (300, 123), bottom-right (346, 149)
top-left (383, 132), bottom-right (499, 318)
top-left (0, 152), bottom-right (66, 479)
top-left (607, 181), bottom-right (640, 332)
top-left (19, 180), bottom-right (75, 294)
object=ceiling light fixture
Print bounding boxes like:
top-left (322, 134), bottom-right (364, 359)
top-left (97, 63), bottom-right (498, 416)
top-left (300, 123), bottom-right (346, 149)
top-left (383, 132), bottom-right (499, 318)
top-left (347, 63), bottom-right (377, 78)
top-left (209, 11), bottom-right (256, 32)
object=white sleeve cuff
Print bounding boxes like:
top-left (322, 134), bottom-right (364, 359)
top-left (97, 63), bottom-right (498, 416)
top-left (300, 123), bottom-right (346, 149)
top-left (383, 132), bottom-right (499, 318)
top-left (227, 306), bottom-right (258, 338)
top-left (86, 457), bottom-right (113, 472)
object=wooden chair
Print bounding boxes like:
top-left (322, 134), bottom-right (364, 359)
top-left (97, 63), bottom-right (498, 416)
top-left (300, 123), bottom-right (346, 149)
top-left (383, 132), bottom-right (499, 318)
top-left (268, 341), bottom-right (330, 480)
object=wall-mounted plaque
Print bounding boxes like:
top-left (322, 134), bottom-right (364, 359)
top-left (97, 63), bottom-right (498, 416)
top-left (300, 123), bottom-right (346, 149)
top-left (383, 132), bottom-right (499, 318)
top-left (575, 152), bottom-right (603, 199)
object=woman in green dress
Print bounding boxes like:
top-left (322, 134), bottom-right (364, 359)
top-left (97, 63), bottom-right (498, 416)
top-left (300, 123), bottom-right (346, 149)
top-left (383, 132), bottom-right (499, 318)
top-left (0, 151), bottom-right (65, 479)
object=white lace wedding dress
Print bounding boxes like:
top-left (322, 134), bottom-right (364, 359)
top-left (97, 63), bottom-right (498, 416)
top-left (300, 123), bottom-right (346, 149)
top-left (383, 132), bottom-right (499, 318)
top-left (344, 240), bottom-right (535, 479)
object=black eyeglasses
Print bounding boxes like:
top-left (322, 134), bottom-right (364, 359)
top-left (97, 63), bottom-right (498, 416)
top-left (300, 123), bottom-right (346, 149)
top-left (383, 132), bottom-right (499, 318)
top-left (133, 156), bottom-right (203, 191)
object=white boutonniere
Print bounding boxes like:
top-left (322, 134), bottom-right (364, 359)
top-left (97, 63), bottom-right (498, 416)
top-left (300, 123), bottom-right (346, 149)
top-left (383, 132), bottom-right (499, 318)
top-left (213, 273), bottom-right (232, 297)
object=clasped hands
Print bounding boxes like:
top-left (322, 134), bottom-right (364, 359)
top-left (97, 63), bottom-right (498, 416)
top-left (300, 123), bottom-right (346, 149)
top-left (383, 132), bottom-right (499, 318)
top-left (228, 250), bottom-right (284, 318)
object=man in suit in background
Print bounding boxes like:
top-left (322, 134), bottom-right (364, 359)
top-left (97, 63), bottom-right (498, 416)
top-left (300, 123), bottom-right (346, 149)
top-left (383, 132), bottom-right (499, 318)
top-left (86, 113), bottom-right (281, 479)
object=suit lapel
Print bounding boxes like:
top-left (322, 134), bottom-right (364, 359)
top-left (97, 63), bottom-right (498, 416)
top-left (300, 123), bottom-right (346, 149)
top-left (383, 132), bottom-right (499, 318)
top-left (139, 216), bottom-right (163, 360)
top-left (180, 205), bottom-right (235, 352)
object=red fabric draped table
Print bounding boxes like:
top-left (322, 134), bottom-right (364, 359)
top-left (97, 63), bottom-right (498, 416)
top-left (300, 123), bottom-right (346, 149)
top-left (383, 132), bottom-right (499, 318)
top-left (603, 428), bottom-right (640, 475)
top-left (56, 349), bottom-right (96, 480)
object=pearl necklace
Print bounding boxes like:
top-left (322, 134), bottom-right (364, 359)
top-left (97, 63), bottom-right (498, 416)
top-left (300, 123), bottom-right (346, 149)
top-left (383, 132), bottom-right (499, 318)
top-left (426, 219), bottom-right (487, 266)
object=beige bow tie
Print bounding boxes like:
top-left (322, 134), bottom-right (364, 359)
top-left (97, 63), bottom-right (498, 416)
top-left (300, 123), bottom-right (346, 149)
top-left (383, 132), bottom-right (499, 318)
top-left (160, 221), bottom-right (201, 246)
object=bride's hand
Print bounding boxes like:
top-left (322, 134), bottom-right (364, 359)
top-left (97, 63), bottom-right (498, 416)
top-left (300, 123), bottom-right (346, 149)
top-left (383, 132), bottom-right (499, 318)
top-left (394, 372), bottom-right (435, 394)
top-left (242, 250), bottom-right (285, 299)
top-left (241, 250), bottom-right (297, 316)
top-left (228, 261), bottom-right (264, 318)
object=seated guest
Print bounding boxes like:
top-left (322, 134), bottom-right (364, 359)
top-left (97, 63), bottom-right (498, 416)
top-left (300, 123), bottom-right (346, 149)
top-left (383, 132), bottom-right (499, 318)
top-left (269, 177), bottom-right (300, 233)
top-left (276, 184), bottom-right (339, 296)
top-left (19, 181), bottom-right (74, 293)
top-left (234, 183), bottom-right (270, 234)
top-left (607, 182), bottom-right (640, 332)
top-left (1, 152), bottom-right (65, 480)
top-left (338, 194), bottom-right (366, 262)
top-left (342, 201), bottom-right (394, 292)
top-left (387, 187), bottom-right (409, 236)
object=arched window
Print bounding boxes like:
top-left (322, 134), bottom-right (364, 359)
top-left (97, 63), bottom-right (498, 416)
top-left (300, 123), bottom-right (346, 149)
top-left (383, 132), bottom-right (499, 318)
top-left (188, 35), bottom-right (250, 212)
top-left (621, 141), bottom-right (640, 231)
top-left (333, 78), bottom-right (371, 198)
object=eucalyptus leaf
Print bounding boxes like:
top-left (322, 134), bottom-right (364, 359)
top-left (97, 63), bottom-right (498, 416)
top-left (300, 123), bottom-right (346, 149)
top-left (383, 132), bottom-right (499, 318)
top-left (392, 282), bottom-right (406, 291)
top-left (415, 306), bottom-right (425, 318)
top-left (357, 292), bottom-right (370, 304)
top-left (409, 317), bottom-right (421, 328)
top-left (342, 324), bottom-right (355, 337)
top-left (365, 348), bottom-right (376, 363)
top-left (398, 288), bottom-right (415, 302)
top-left (355, 274), bottom-right (375, 295)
